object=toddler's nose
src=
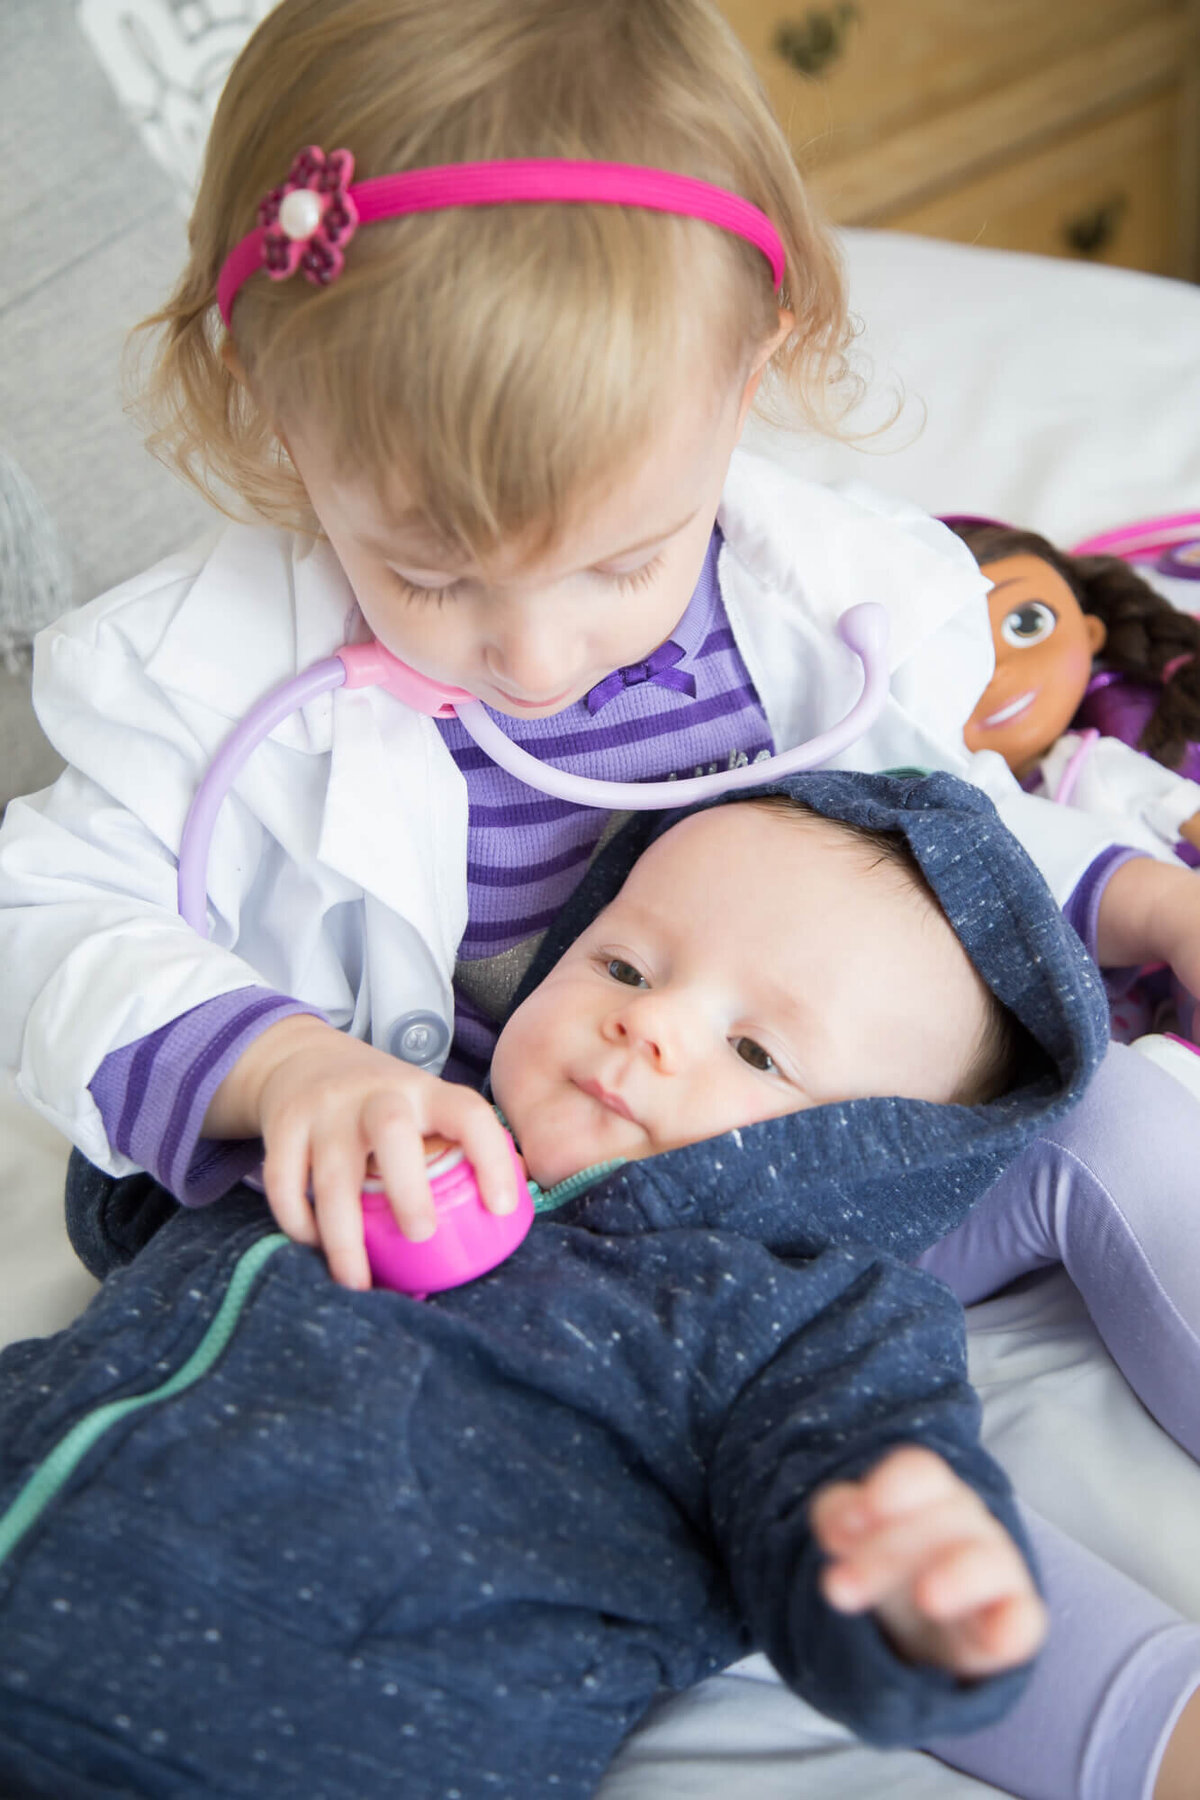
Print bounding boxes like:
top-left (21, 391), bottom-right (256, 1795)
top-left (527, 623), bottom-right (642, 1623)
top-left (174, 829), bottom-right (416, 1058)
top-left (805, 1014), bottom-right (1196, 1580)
top-left (485, 624), bottom-right (580, 704)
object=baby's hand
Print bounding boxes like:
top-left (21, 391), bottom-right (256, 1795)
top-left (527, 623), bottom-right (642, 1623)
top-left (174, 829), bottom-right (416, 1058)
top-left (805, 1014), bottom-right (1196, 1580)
top-left (206, 1016), bottom-right (518, 1290)
top-left (810, 1445), bottom-right (1046, 1679)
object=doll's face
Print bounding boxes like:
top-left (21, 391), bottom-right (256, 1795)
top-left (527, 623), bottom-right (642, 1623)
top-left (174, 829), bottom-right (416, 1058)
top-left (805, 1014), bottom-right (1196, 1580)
top-left (964, 554), bottom-right (1107, 777)
top-left (490, 804), bottom-right (995, 1188)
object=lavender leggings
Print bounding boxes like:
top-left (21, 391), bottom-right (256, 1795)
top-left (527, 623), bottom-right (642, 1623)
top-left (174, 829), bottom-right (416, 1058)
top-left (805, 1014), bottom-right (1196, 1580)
top-left (918, 1042), bottom-right (1200, 1799)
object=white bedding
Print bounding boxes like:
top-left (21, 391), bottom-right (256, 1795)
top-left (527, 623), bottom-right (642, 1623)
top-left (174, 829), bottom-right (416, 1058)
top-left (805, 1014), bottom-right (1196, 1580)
top-left (3, 230), bottom-right (1200, 1797)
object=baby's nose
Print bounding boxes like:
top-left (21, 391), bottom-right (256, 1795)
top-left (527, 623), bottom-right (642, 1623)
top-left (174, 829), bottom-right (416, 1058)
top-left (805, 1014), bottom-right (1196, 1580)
top-left (609, 996), bottom-right (678, 1071)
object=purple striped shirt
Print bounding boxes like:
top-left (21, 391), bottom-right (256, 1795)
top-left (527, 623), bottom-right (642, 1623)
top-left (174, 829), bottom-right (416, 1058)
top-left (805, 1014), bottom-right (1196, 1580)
top-left (434, 529), bottom-right (773, 1079)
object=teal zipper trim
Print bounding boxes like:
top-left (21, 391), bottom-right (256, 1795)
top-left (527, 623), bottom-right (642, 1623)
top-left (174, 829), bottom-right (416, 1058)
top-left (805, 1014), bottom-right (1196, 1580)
top-left (490, 1100), bottom-right (625, 1214)
top-left (528, 1157), bottom-right (626, 1213)
top-left (0, 1231), bottom-right (288, 1571)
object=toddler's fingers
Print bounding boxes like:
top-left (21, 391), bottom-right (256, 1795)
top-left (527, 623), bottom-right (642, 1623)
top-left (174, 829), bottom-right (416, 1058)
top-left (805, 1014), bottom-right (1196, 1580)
top-left (363, 1102), bottom-right (438, 1242)
top-left (429, 1088), bottom-right (519, 1215)
top-left (261, 1127), bottom-right (320, 1248)
top-left (309, 1145), bottom-right (373, 1291)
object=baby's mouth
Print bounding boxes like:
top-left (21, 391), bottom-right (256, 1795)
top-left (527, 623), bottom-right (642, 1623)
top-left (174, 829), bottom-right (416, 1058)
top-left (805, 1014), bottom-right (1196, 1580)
top-left (575, 1076), bottom-right (637, 1123)
top-left (977, 688), bottom-right (1038, 729)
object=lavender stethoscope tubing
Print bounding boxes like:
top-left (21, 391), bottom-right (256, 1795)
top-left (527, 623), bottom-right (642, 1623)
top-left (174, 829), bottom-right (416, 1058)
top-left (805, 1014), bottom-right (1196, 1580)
top-left (177, 600), bottom-right (890, 934)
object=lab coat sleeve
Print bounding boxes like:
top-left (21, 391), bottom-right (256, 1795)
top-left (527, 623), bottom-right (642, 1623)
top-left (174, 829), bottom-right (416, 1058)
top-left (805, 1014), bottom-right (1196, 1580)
top-left (709, 1250), bottom-right (1036, 1746)
top-left (966, 750), bottom-right (1141, 910)
top-left (1039, 733), bottom-right (1200, 859)
top-left (0, 624), bottom-right (307, 1168)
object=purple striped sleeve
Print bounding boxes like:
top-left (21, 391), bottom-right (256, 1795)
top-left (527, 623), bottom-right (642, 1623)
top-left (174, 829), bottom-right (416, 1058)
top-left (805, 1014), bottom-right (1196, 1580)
top-left (88, 988), bottom-right (327, 1208)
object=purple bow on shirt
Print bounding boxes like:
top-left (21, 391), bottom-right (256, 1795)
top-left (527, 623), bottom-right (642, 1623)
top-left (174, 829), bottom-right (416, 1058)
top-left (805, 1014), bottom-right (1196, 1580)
top-left (584, 640), bottom-right (697, 715)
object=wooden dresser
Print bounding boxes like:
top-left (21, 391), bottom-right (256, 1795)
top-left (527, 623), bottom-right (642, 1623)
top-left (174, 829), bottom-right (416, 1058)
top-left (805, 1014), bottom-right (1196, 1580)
top-left (719, 0), bottom-right (1200, 280)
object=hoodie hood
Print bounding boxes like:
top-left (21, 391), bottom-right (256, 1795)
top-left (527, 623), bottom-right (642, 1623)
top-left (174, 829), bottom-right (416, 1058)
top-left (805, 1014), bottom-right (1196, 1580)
top-left (508, 770), bottom-right (1110, 1262)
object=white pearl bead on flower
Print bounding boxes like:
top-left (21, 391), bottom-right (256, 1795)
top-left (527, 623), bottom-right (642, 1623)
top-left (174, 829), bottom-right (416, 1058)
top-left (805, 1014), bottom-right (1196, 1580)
top-left (278, 187), bottom-right (323, 241)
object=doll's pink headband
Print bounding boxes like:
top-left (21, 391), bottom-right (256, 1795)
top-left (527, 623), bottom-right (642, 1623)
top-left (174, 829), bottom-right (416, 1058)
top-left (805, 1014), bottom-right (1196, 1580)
top-left (216, 146), bottom-right (787, 327)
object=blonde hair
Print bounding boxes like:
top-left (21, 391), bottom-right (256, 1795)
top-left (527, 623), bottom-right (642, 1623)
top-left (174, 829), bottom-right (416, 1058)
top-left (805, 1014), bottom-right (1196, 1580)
top-left (136, 0), bottom-right (855, 552)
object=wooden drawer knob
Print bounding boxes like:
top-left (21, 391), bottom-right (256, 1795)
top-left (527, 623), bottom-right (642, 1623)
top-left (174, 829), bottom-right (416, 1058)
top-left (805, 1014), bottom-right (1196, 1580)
top-left (1061, 193), bottom-right (1129, 257)
top-left (773, 3), bottom-right (860, 78)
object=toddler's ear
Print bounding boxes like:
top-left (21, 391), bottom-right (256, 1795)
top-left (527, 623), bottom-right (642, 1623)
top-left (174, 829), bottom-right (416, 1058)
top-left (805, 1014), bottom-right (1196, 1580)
top-left (736, 308), bottom-right (795, 431)
top-left (220, 338), bottom-right (250, 388)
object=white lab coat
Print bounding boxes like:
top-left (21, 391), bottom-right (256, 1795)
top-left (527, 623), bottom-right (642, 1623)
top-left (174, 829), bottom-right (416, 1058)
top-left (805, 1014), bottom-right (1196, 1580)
top-left (0, 447), bottom-right (1120, 1169)
top-left (1036, 730), bottom-right (1200, 864)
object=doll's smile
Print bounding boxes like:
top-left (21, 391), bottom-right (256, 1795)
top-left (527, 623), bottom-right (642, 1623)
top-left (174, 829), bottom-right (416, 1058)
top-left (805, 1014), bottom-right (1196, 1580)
top-left (978, 688), bottom-right (1038, 729)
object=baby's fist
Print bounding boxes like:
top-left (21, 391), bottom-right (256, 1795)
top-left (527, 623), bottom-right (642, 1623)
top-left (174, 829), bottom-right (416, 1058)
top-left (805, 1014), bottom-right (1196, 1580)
top-left (810, 1445), bottom-right (1046, 1679)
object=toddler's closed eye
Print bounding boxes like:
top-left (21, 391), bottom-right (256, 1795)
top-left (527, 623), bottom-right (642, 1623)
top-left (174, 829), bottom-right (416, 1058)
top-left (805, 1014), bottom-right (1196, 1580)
top-left (390, 570), bottom-right (458, 606)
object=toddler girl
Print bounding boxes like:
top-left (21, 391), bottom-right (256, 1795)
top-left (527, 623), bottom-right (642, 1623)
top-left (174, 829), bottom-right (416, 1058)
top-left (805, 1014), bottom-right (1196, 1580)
top-left (3, 1), bottom-right (1200, 1795)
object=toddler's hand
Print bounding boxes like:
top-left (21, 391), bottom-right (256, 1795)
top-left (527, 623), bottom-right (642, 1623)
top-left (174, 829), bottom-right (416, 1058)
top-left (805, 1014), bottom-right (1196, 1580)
top-left (207, 1016), bottom-right (518, 1290)
top-left (810, 1445), bottom-right (1046, 1679)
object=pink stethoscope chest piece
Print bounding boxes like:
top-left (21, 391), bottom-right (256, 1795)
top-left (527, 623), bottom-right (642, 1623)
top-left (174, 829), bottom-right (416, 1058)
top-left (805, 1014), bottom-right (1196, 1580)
top-left (361, 1132), bottom-right (534, 1296)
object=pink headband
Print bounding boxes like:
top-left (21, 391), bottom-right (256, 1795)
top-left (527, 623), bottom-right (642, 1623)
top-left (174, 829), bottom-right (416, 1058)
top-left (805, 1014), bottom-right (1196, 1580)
top-left (216, 147), bottom-right (787, 327)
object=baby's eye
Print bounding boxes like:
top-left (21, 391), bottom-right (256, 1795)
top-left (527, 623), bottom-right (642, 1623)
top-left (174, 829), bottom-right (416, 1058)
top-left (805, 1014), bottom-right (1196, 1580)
top-left (606, 958), bottom-right (647, 988)
top-left (733, 1037), bottom-right (776, 1073)
top-left (1000, 601), bottom-right (1057, 647)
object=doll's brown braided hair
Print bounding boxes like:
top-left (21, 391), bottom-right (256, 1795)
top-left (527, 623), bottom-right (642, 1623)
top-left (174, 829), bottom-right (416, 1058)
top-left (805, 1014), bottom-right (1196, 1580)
top-left (949, 521), bottom-right (1200, 773)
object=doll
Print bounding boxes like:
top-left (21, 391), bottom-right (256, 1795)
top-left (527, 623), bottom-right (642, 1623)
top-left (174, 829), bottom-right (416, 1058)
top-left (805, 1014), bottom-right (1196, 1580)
top-left (952, 519), bottom-right (1200, 1039)
top-left (952, 519), bottom-right (1200, 862)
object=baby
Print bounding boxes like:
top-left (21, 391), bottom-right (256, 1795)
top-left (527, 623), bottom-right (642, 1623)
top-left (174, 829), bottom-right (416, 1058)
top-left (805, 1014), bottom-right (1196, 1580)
top-left (0, 772), bottom-right (1109, 1799)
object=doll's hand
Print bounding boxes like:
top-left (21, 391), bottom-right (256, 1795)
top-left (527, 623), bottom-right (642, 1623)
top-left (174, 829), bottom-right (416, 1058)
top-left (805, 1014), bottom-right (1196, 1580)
top-left (204, 1016), bottom-right (517, 1290)
top-left (811, 1446), bottom-right (1046, 1679)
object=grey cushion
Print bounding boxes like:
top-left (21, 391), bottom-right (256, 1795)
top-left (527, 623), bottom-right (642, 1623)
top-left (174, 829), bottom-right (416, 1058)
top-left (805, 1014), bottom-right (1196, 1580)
top-left (0, 0), bottom-right (220, 809)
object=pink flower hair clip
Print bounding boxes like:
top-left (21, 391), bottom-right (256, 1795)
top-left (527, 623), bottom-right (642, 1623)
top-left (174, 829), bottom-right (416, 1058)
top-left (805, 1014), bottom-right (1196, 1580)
top-left (257, 145), bottom-right (359, 289)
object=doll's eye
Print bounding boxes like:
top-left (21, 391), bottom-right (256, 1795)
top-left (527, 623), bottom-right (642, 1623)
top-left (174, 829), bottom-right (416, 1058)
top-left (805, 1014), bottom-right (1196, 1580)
top-left (1000, 602), bottom-right (1057, 648)
top-left (606, 958), bottom-right (647, 987)
top-left (734, 1037), bottom-right (776, 1072)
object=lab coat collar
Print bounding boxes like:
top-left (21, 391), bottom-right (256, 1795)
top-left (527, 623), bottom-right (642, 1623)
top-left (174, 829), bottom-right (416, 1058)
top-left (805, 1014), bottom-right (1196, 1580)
top-left (143, 524), bottom-right (364, 750)
top-left (142, 522), bottom-right (466, 959)
top-left (717, 445), bottom-right (984, 669)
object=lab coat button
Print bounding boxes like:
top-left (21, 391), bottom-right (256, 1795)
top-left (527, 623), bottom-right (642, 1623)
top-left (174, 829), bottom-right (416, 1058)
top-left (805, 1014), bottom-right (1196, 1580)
top-left (389, 1011), bottom-right (450, 1066)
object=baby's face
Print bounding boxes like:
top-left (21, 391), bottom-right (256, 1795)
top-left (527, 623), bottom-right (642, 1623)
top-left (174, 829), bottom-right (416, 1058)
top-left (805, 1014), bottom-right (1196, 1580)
top-left (490, 805), bottom-right (996, 1188)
